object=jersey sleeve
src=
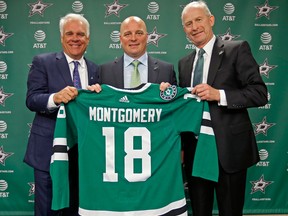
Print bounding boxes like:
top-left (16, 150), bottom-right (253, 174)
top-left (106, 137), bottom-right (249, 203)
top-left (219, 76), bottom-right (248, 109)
top-left (50, 104), bottom-right (77, 210)
top-left (192, 101), bottom-right (219, 182)
top-left (172, 91), bottom-right (219, 182)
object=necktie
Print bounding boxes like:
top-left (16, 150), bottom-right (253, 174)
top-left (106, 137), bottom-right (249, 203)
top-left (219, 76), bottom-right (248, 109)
top-left (72, 61), bottom-right (82, 89)
top-left (130, 60), bottom-right (141, 88)
top-left (193, 48), bottom-right (205, 87)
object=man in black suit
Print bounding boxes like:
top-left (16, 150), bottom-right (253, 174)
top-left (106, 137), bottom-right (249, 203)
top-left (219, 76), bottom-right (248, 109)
top-left (178, 1), bottom-right (268, 216)
top-left (24, 13), bottom-right (99, 216)
top-left (99, 16), bottom-right (177, 87)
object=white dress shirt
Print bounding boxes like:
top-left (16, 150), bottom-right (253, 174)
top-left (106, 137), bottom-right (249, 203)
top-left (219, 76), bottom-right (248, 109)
top-left (123, 52), bottom-right (148, 88)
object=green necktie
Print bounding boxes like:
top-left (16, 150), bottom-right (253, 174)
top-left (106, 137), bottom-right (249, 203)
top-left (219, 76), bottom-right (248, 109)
top-left (130, 60), bottom-right (141, 88)
top-left (193, 48), bottom-right (205, 87)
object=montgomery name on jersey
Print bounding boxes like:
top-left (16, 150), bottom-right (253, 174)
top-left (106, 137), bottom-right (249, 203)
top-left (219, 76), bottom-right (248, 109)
top-left (50, 83), bottom-right (218, 216)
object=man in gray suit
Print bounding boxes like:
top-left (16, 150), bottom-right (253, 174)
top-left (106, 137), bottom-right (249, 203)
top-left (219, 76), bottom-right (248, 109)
top-left (178, 1), bottom-right (268, 216)
top-left (99, 16), bottom-right (177, 88)
top-left (24, 13), bottom-right (99, 216)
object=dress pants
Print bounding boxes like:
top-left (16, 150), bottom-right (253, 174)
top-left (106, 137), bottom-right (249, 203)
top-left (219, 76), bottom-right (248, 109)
top-left (34, 146), bottom-right (79, 216)
top-left (182, 132), bottom-right (247, 216)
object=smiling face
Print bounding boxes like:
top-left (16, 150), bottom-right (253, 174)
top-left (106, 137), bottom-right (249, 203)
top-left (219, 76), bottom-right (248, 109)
top-left (61, 19), bottom-right (90, 60)
top-left (182, 5), bottom-right (215, 48)
top-left (119, 16), bottom-right (148, 59)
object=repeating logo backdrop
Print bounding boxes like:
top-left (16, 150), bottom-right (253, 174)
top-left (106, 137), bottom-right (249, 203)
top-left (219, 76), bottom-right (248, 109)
top-left (0, 0), bottom-right (287, 215)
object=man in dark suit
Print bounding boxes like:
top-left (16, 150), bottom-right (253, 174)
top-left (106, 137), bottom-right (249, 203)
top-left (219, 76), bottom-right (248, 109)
top-left (24, 13), bottom-right (99, 216)
top-left (178, 1), bottom-right (268, 216)
top-left (99, 16), bottom-right (177, 87)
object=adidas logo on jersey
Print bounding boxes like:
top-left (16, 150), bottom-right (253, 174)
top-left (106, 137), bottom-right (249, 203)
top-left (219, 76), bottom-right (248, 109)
top-left (119, 95), bottom-right (129, 103)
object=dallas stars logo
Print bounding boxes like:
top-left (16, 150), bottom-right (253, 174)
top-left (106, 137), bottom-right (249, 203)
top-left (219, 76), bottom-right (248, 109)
top-left (250, 174), bottom-right (273, 194)
top-left (104, 0), bottom-right (128, 17)
top-left (147, 27), bottom-right (167, 47)
top-left (255, 0), bottom-right (279, 20)
top-left (259, 58), bottom-right (277, 78)
top-left (160, 85), bottom-right (177, 101)
top-left (0, 146), bottom-right (14, 166)
top-left (0, 26), bottom-right (13, 47)
top-left (253, 116), bottom-right (275, 136)
top-left (28, 0), bottom-right (53, 17)
top-left (28, 182), bottom-right (35, 196)
top-left (218, 28), bottom-right (240, 41)
top-left (0, 87), bottom-right (13, 107)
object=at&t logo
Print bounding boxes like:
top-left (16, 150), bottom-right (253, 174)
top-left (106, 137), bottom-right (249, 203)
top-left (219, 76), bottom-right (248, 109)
top-left (0, 1), bottom-right (8, 19)
top-left (222, 3), bottom-right (235, 21)
top-left (0, 61), bottom-right (8, 80)
top-left (146, 2), bottom-right (160, 20)
top-left (33, 30), bottom-right (47, 49)
top-left (259, 32), bottom-right (273, 51)
top-left (0, 179), bottom-right (9, 198)
top-left (109, 30), bottom-right (121, 49)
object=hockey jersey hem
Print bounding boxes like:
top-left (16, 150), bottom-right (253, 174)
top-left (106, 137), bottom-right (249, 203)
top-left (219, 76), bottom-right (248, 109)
top-left (78, 198), bottom-right (187, 216)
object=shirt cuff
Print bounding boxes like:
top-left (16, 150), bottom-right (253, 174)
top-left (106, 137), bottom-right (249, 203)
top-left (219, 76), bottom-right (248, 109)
top-left (47, 93), bottom-right (59, 110)
top-left (218, 90), bottom-right (227, 106)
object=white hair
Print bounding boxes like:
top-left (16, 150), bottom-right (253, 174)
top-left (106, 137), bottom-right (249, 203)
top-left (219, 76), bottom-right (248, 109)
top-left (181, 1), bottom-right (212, 25)
top-left (59, 13), bottom-right (90, 37)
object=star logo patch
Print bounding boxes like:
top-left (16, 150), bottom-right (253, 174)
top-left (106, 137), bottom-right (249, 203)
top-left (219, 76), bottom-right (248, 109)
top-left (250, 174), bottom-right (273, 194)
top-left (0, 87), bottom-right (13, 107)
top-left (147, 27), bottom-right (167, 47)
top-left (104, 0), bottom-right (128, 17)
top-left (253, 116), bottom-right (275, 136)
top-left (0, 146), bottom-right (14, 166)
top-left (0, 26), bottom-right (13, 47)
top-left (259, 58), bottom-right (277, 78)
top-left (28, 0), bottom-right (53, 17)
top-left (218, 28), bottom-right (240, 41)
top-left (255, 0), bottom-right (279, 20)
top-left (160, 85), bottom-right (177, 101)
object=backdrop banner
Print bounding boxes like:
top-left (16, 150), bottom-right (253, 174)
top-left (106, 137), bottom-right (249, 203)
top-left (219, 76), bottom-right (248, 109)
top-left (0, 0), bottom-right (287, 215)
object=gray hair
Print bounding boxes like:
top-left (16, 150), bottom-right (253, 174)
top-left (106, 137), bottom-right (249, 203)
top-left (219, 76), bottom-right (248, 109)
top-left (59, 13), bottom-right (90, 37)
top-left (181, 1), bottom-right (212, 25)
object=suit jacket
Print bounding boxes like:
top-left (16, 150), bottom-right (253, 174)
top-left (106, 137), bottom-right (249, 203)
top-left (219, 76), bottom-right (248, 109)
top-left (99, 55), bottom-right (177, 87)
top-left (24, 51), bottom-right (99, 172)
top-left (178, 37), bottom-right (268, 173)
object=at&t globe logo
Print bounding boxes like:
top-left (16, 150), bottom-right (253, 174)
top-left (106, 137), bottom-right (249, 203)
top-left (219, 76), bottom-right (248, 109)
top-left (0, 61), bottom-right (8, 80)
top-left (33, 30), bottom-right (47, 48)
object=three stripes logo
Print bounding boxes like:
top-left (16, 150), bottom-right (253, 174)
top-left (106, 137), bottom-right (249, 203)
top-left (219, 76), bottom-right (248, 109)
top-left (119, 95), bottom-right (129, 103)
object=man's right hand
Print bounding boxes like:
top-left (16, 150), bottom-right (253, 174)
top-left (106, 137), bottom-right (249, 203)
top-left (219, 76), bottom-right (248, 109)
top-left (53, 86), bottom-right (78, 104)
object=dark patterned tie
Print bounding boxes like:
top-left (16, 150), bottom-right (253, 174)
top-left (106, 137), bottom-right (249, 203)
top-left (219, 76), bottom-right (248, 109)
top-left (130, 60), bottom-right (141, 88)
top-left (193, 48), bottom-right (205, 87)
top-left (72, 61), bottom-right (82, 89)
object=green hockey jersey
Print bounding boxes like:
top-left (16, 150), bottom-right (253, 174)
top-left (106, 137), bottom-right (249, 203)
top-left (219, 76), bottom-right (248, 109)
top-left (50, 83), bottom-right (218, 216)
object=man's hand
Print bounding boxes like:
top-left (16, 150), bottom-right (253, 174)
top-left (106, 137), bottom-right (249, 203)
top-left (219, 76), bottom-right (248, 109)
top-left (192, 83), bottom-right (220, 102)
top-left (53, 86), bottom-right (78, 104)
top-left (160, 82), bottom-right (171, 91)
top-left (87, 84), bottom-right (102, 93)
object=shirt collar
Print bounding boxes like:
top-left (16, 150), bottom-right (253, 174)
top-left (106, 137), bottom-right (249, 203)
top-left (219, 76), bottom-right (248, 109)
top-left (124, 52), bottom-right (148, 67)
top-left (196, 35), bottom-right (216, 57)
top-left (64, 52), bottom-right (85, 67)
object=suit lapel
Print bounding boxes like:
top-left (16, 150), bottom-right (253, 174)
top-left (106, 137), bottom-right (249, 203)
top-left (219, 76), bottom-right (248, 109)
top-left (85, 57), bottom-right (97, 85)
top-left (207, 38), bottom-right (224, 85)
top-left (114, 56), bottom-right (125, 88)
top-left (56, 52), bottom-right (73, 86)
top-left (183, 52), bottom-right (195, 87)
top-left (147, 56), bottom-right (159, 83)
